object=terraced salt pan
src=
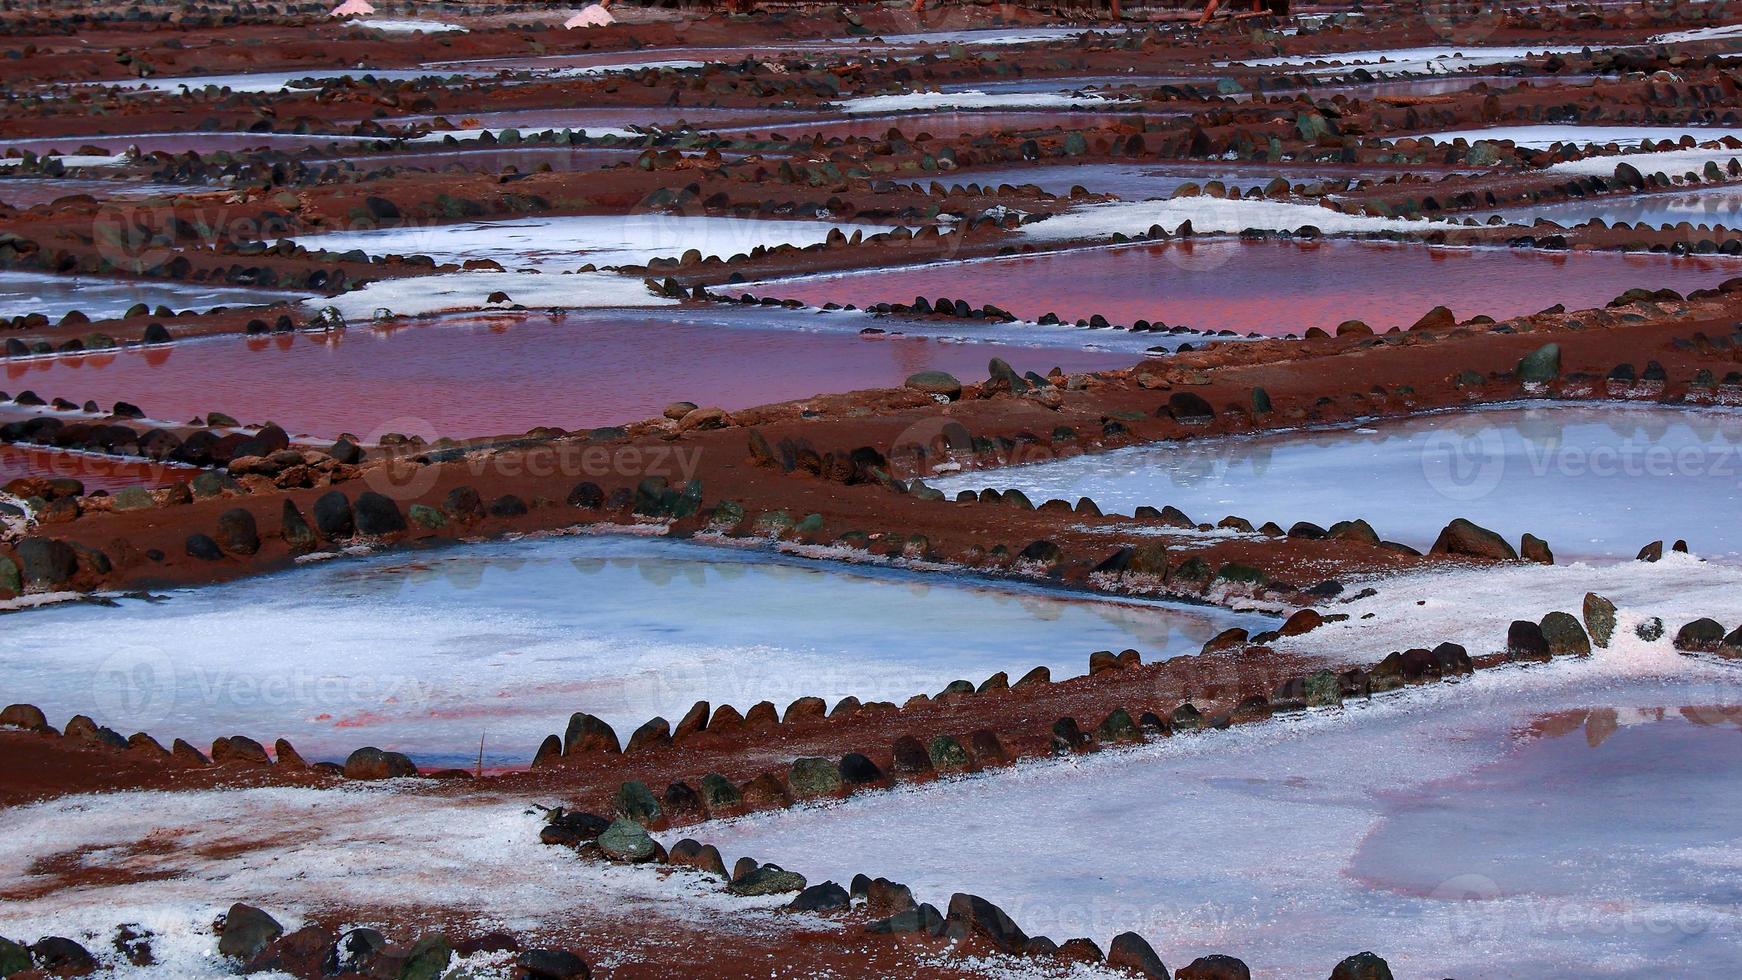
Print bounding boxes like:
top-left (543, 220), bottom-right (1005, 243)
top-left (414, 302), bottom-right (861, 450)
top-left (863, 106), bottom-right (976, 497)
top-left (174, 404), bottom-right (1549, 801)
top-left (313, 269), bottom-right (667, 320)
top-left (692, 645), bottom-right (1742, 979)
top-left (1491, 184), bottom-right (1742, 228)
top-left (1018, 196), bottom-right (1463, 241)
top-left (1651, 23), bottom-right (1742, 44)
top-left (929, 404), bottom-right (1742, 561)
top-left (0, 785), bottom-right (818, 979)
top-left (0, 445), bottom-right (186, 493)
top-left (346, 17), bottom-right (466, 32)
top-left (405, 126), bottom-right (635, 144)
top-left (102, 68), bottom-right (484, 93)
top-left (0, 178), bottom-right (189, 209)
top-left (1224, 45), bottom-right (1584, 75)
top-left (291, 213), bottom-right (893, 272)
top-left (1548, 146), bottom-right (1742, 178)
top-left (956, 163), bottom-right (1460, 200)
top-left (747, 240), bottom-right (1734, 336)
top-left (1409, 124), bottom-right (1742, 149)
top-left (0, 270), bottom-right (302, 322)
top-left (16, 306), bottom-right (1138, 438)
top-left (0, 132), bottom-right (350, 156)
top-left (837, 90), bottom-right (1131, 114)
top-left (0, 536), bottom-right (1272, 766)
top-left (1279, 552), bottom-right (1742, 666)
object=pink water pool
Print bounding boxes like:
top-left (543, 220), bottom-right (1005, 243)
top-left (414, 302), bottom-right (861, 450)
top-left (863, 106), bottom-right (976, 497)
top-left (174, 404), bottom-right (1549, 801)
top-left (749, 240), bottom-right (1742, 334)
top-left (0, 444), bottom-right (186, 493)
top-left (2, 308), bottom-right (1135, 440)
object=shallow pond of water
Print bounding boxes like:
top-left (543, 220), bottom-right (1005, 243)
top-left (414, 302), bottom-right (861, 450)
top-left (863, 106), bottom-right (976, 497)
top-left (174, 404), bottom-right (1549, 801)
top-left (949, 162), bottom-right (1448, 200)
top-left (0, 270), bottom-right (302, 323)
top-left (0, 132), bottom-right (349, 157)
top-left (688, 665), bottom-right (1742, 979)
top-left (746, 240), bottom-right (1739, 335)
top-left (0, 443), bottom-right (186, 493)
top-left (331, 146), bottom-right (645, 175)
top-left (0, 535), bottom-right (1273, 766)
top-left (0, 178), bottom-right (190, 209)
top-left (3, 306), bottom-right (1139, 439)
top-left (930, 404), bottom-right (1742, 561)
top-left (1492, 185), bottom-right (1742, 229)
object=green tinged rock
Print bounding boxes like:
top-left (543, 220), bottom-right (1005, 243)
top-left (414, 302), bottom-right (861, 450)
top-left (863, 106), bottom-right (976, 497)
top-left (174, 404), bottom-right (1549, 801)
top-left (1583, 592), bottom-right (1616, 647)
top-left (408, 504), bottom-right (446, 529)
top-left (596, 818), bottom-right (658, 863)
top-left (1516, 343), bottom-right (1561, 383)
top-left (0, 557), bottom-right (20, 596)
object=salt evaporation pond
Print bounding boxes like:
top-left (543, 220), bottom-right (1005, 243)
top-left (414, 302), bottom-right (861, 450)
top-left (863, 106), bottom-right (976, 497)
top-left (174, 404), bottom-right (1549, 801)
top-left (0, 178), bottom-right (189, 209)
top-left (332, 146), bottom-right (645, 174)
top-left (0, 132), bottom-right (350, 157)
top-left (691, 660), bottom-right (1742, 979)
top-left (0, 270), bottom-right (302, 322)
top-left (747, 241), bottom-right (1739, 334)
top-left (1494, 185), bottom-right (1742, 228)
top-left (0, 536), bottom-right (1273, 767)
top-left (3, 306), bottom-right (1141, 438)
top-left (713, 111), bottom-right (1166, 142)
top-left (96, 67), bottom-right (484, 93)
top-left (291, 213), bottom-right (892, 270)
top-left (930, 404), bottom-right (1742, 561)
top-left (0, 444), bottom-right (185, 492)
top-left (1409, 124), bottom-right (1742, 149)
top-left (951, 162), bottom-right (1445, 200)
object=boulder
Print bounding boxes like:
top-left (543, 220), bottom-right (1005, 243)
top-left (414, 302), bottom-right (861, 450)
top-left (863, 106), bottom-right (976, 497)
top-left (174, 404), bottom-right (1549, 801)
top-left (17, 538), bottom-right (78, 588)
top-left (1583, 593), bottom-right (1616, 647)
top-left (1520, 533), bottom-right (1553, 565)
top-left (1429, 518), bottom-right (1517, 561)
top-left (29, 937), bottom-right (95, 976)
top-left (1507, 620), bottom-right (1551, 661)
top-left (730, 864), bottom-right (807, 896)
top-left (1674, 618), bottom-right (1727, 652)
top-left (342, 746), bottom-right (417, 780)
top-left (1515, 342), bottom-right (1561, 383)
top-left (1106, 932), bottom-right (1169, 978)
top-left (789, 757), bottom-right (843, 797)
top-left (1177, 954), bottom-right (1251, 980)
top-left (563, 712), bottom-right (621, 754)
top-left (1330, 951), bottom-right (1395, 980)
top-left (353, 492), bottom-right (407, 536)
top-left (218, 904), bottom-right (283, 962)
top-left (788, 881), bottom-right (851, 912)
top-left (1540, 611), bottom-right (1591, 656)
top-left (312, 491), bottom-right (354, 539)
top-left (905, 371), bottom-right (962, 400)
top-left (281, 500), bottom-right (318, 552)
top-left (613, 781), bottom-right (662, 825)
top-left (595, 818), bottom-right (659, 863)
top-left (186, 533), bottom-right (224, 561)
top-left (945, 893), bottom-right (1027, 954)
top-left (625, 717), bottom-right (670, 753)
top-left (518, 949), bottom-right (592, 980)
top-left (214, 508), bottom-right (260, 556)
